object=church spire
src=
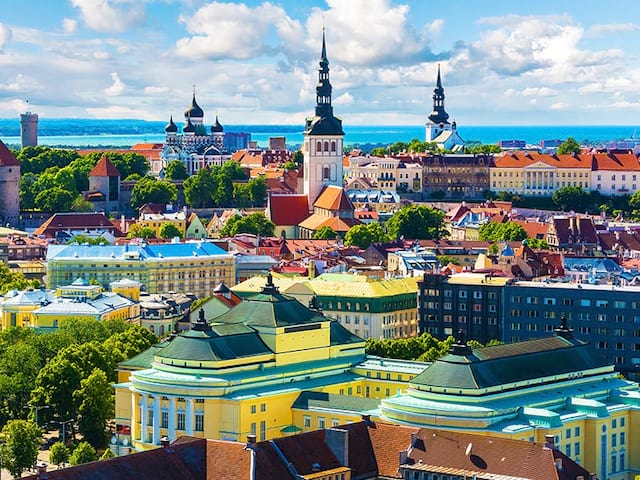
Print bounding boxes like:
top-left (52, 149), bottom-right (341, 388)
top-left (315, 27), bottom-right (333, 118)
top-left (428, 63), bottom-right (449, 125)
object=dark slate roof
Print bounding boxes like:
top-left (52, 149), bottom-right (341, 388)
top-left (292, 391), bottom-right (380, 412)
top-left (164, 115), bottom-right (178, 133)
top-left (411, 335), bottom-right (609, 390)
top-left (211, 115), bottom-right (223, 133)
top-left (305, 114), bottom-right (344, 136)
top-left (155, 327), bottom-right (272, 362)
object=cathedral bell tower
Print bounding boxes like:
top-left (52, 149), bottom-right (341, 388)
top-left (303, 29), bottom-right (345, 206)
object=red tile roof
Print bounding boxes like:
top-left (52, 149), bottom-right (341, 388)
top-left (495, 152), bottom-right (591, 169)
top-left (33, 213), bottom-right (123, 237)
top-left (0, 140), bottom-right (19, 166)
top-left (89, 154), bottom-right (121, 177)
top-left (272, 430), bottom-right (342, 475)
top-left (267, 194), bottom-right (309, 226)
top-left (589, 152), bottom-right (640, 171)
top-left (368, 422), bottom-right (418, 478)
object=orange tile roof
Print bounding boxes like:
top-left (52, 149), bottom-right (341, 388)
top-left (89, 154), bottom-right (121, 177)
top-left (299, 213), bottom-right (360, 233)
top-left (313, 185), bottom-right (353, 211)
top-left (206, 439), bottom-right (252, 479)
top-left (0, 140), bottom-right (19, 166)
top-left (590, 152), bottom-right (640, 171)
top-left (368, 422), bottom-right (417, 478)
top-left (494, 152), bottom-right (591, 169)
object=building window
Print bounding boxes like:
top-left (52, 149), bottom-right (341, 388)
top-left (304, 416), bottom-right (311, 428)
top-left (177, 412), bottom-right (185, 430)
top-left (318, 417), bottom-right (325, 429)
top-left (161, 411), bottom-right (168, 429)
top-left (251, 405), bottom-right (256, 414)
top-left (260, 403), bottom-right (266, 412)
top-left (195, 412), bottom-right (204, 432)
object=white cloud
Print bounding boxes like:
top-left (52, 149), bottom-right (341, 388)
top-left (427, 19), bottom-right (444, 38)
top-left (93, 51), bottom-right (110, 60)
top-left (0, 74), bottom-right (41, 93)
top-left (587, 23), bottom-right (639, 37)
top-left (104, 72), bottom-right (125, 96)
top-left (0, 23), bottom-right (12, 51)
top-left (176, 2), bottom-right (297, 60)
top-left (71, 0), bottom-right (145, 33)
top-left (144, 85), bottom-right (170, 95)
top-left (334, 92), bottom-right (355, 106)
top-left (550, 102), bottom-right (568, 110)
top-left (86, 105), bottom-right (157, 120)
top-left (62, 18), bottom-right (77, 34)
top-left (521, 87), bottom-right (558, 97)
top-left (304, 0), bottom-right (435, 66)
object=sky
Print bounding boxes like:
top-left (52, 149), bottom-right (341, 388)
top-left (1, 0), bottom-right (640, 126)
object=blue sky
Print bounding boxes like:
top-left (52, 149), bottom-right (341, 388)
top-left (1, 0), bottom-right (640, 125)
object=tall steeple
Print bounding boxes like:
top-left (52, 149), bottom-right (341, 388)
top-left (428, 64), bottom-right (449, 125)
top-left (303, 28), bottom-right (345, 205)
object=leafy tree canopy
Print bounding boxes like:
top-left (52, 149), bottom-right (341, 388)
top-left (130, 177), bottom-right (177, 210)
top-left (158, 222), bottom-right (182, 239)
top-left (164, 160), bottom-right (189, 180)
top-left (344, 223), bottom-right (388, 249)
top-left (220, 212), bottom-right (275, 237)
top-left (0, 419), bottom-right (42, 478)
top-left (313, 226), bottom-right (338, 240)
top-left (557, 137), bottom-right (582, 155)
top-left (127, 223), bottom-right (156, 239)
top-left (478, 221), bottom-right (528, 242)
top-left (385, 205), bottom-right (446, 240)
top-left (69, 441), bottom-right (98, 466)
top-left (552, 185), bottom-right (590, 211)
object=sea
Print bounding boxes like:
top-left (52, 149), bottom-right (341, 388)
top-left (0, 118), bottom-right (638, 149)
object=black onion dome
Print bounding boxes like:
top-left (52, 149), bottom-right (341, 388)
top-left (184, 93), bottom-right (204, 118)
top-left (183, 117), bottom-right (195, 133)
top-left (211, 115), bottom-right (224, 133)
top-left (165, 115), bottom-right (178, 133)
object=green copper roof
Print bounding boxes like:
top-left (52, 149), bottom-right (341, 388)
top-left (120, 342), bottom-right (169, 369)
top-left (213, 274), bottom-right (326, 328)
top-left (155, 330), bottom-right (272, 362)
top-left (411, 335), bottom-right (610, 391)
top-left (330, 321), bottom-right (364, 346)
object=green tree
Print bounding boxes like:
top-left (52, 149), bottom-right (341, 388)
top-left (130, 177), bottom-right (177, 210)
top-left (478, 221), bottom-right (527, 242)
top-left (71, 197), bottom-right (95, 213)
top-left (158, 222), bottom-right (182, 239)
top-left (165, 160), bottom-right (188, 180)
top-left (127, 223), bottom-right (156, 239)
top-left (385, 205), bottom-right (446, 240)
top-left (69, 441), bottom-right (98, 466)
top-left (248, 176), bottom-right (268, 207)
top-left (313, 226), bottom-right (338, 240)
top-left (183, 168), bottom-right (216, 208)
top-left (557, 137), bottom-right (581, 155)
top-left (73, 369), bottom-right (114, 448)
top-left (291, 150), bottom-right (303, 165)
top-left (344, 223), bottom-right (388, 249)
top-left (83, 152), bottom-right (149, 179)
top-left (19, 172), bottom-right (39, 210)
top-left (465, 143), bottom-right (502, 154)
top-left (220, 213), bottom-right (275, 237)
top-left (69, 235), bottom-right (110, 246)
top-left (34, 187), bottom-right (77, 212)
top-left (282, 160), bottom-right (298, 170)
top-left (552, 185), bottom-right (590, 211)
top-left (0, 262), bottom-right (37, 294)
top-left (525, 237), bottom-right (549, 249)
top-left (436, 255), bottom-right (460, 266)
top-left (50, 441), bottom-right (70, 468)
top-left (0, 342), bottom-right (42, 427)
top-left (0, 419), bottom-right (42, 478)
top-left (100, 448), bottom-right (115, 460)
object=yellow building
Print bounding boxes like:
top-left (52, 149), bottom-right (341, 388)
top-left (137, 210), bottom-right (187, 237)
top-left (46, 241), bottom-right (235, 297)
top-left (380, 324), bottom-right (640, 480)
top-left (0, 278), bottom-right (139, 330)
top-left (113, 274), bottom-right (425, 453)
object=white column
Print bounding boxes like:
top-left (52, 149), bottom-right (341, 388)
top-left (186, 398), bottom-right (194, 435)
top-left (130, 392), bottom-right (138, 441)
top-left (152, 396), bottom-right (160, 445)
top-left (139, 394), bottom-right (148, 442)
top-left (168, 397), bottom-right (177, 441)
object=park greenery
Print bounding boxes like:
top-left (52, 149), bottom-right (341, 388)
top-left (0, 318), bottom-right (155, 455)
top-left (220, 212), bottom-right (275, 237)
top-left (313, 226), bottom-right (338, 240)
top-left (385, 204), bottom-right (447, 240)
top-left (344, 223), bottom-right (387, 249)
top-left (478, 221), bottom-right (528, 242)
top-left (17, 147), bottom-right (150, 213)
top-left (369, 139), bottom-right (502, 157)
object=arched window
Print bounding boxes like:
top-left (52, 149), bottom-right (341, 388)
top-left (324, 141), bottom-right (329, 152)
top-left (323, 166), bottom-right (330, 181)
top-left (149, 325), bottom-right (155, 333)
top-left (331, 141), bottom-right (336, 152)
top-left (317, 141), bottom-right (322, 152)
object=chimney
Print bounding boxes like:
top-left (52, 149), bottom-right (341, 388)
top-left (361, 414), bottom-right (374, 427)
top-left (325, 428), bottom-right (349, 466)
top-left (544, 434), bottom-right (556, 449)
top-left (311, 463), bottom-right (321, 473)
top-left (410, 431), bottom-right (418, 447)
top-left (399, 450), bottom-right (408, 465)
top-left (160, 436), bottom-right (171, 448)
top-left (246, 434), bottom-right (257, 450)
top-left (36, 461), bottom-right (48, 478)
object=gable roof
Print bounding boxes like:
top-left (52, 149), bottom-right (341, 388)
top-left (34, 213), bottom-right (123, 237)
top-left (313, 185), bottom-right (354, 211)
top-left (89, 154), bottom-right (121, 177)
top-left (0, 140), bottom-right (19, 166)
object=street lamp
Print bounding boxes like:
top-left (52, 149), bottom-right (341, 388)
top-left (24, 404), bottom-right (49, 426)
top-left (50, 419), bottom-right (74, 445)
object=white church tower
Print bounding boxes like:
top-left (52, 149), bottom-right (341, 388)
top-left (303, 29), bottom-right (344, 206)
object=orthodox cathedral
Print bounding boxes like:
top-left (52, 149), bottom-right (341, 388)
top-left (159, 89), bottom-right (231, 175)
top-left (425, 65), bottom-right (465, 151)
